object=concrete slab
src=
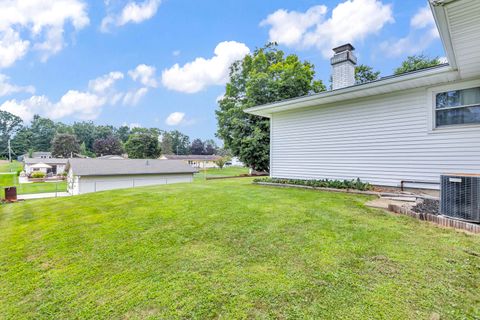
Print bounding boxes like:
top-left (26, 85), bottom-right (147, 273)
top-left (18, 192), bottom-right (70, 200)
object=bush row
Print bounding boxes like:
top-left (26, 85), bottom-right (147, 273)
top-left (253, 177), bottom-right (373, 191)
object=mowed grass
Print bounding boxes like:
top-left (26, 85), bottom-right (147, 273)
top-left (0, 160), bottom-right (23, 173)
top-left (196, 166), bottom-right (250, 178)
top-left (1, 179), bottom-right (479, 319)
top-left (0, 173), bottom-right (67, 196)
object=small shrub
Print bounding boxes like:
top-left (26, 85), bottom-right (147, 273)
top-left (16, 169), bottom-right (22, 177)
top-left (253, 177), bottom-right (373, 191)
top-left (31, 172), bottom-right (46, 179)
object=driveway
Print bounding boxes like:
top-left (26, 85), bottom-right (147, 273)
top-left (18, 192), bottom-right (71, 200)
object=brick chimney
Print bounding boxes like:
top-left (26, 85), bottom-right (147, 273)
top-left (331, 43), bottom-right (357, 90)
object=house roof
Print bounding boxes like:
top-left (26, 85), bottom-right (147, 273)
top-left (245, 65), bottom-right (459, 117)
top-left (29, 163), bottom-right (52, 169)
top-left (245, 0), bottom-right (480, 118)
top-left (68, 159), bottom-right (197, 176)
top-left (24, 158), bottom-right (69, 165)
top-left (161, 155), bottom-right (221, 161)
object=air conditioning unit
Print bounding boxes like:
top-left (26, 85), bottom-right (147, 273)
top-left (440, 174), bottom-right (480, 223)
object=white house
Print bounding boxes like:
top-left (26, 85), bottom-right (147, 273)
top-left (67, 158), bottom-right (197, 195)
top-left (160, 155), bottom-right (222, 169)
top-left (24, 158), bottom-right (68, 176)
top-left (245, 0), bottom-right (480, 190)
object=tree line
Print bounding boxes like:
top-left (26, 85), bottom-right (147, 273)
top-left (0, 113), bottom-right (220, 159)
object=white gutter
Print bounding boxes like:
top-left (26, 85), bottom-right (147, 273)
top-left (245, 65), bottom-right (458, 117)
top-left (429, 0), bottom-right (458, 69)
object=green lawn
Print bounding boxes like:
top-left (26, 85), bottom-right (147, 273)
top-left (0, 173), bottom-right (67, 196)
top-left (196, 166), bottom-right (250, 178)
top-left (1, 179), bottom-right (479, 319)
top-left (0, 160), bottom-right (23, 173)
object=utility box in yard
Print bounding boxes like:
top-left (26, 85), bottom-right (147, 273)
top-left (4, 187), bottom-right (17, 202)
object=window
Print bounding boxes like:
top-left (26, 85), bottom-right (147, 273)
top-left (435, 87), bottom-right (480, 127)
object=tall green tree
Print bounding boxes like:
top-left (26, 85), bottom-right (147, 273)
top-left (216, 43), bottom-right (325, 171)
top-left (93, 136), bottom-right (124, 156)
top-left (204, 139), bottom-right (218, 155)
top-left (73, 121), bottom-right (97, 151)
top-left (160, 131), bottom-right (173, 155)
top-left (115, 125), bottom-right (131, 143)
top-left (10, 127), bottom-right (33, 157)
top-left (394, 55), bottom-right (441, 75)
top-left (51, 134), bottom-right (81, 158)
top-left (169, 130), bottom-right (190, 155)
top-left (355, 64), bottom-right (380, 84)
top-left (0, 110), bottom-right (23, 158)
top-left (30, 115), bottom-right (56, 152)
top-left (190, 139), bottom-right (205, 155)
top-left (125, 133), bottom-right (161, 159)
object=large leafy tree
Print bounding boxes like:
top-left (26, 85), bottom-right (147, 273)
top-left (115, 125), bottom-right (131, 143)
top-left (190, 138), bottom-right (205, 155)
top-left (125, 133), bottom-right (161, 159)
top-left (93, 136), bottom-right (124, 156)
top-left (51, 134), bottom-right (81, 158)
top-left (0, 110), bottom-right (23, 158)
top-left (160, 131), bottom-right (174, 155)
top-left (394, 55), bottom-right (441, 75)
top-left (169, 130), bottom-right (190, 155)
top-left (355, 64), bottom-right (380, 84)
top-left (30, 115), bottom-right (56, 152)
top-left (73, 121), bottom-right (97, 151)
top-left (11, 127), bottom-right (33, 157)
top-left (216, 43), bottom-right (325, 171)
top-left (204, 139), bottom-right (217, 155)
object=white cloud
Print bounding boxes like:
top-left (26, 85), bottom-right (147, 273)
top-left (381, 5), bottom-right (439, 57)
top-left (165, 112), bottom-right (185, 126)
top-left (128, 64), bottom-right (158, 88)
top-left (0, 0), bottom-right (89, 67)
top-left (161, 41), bottom-right (250, 93)
top-left (172, 50), bottom-right (181, 57)
top-left (261, 0), bottom-right (393, 58)
top-left (122, 87), bottom-right (149, 106)
top-left (0, 71), bottom-right (126, 122)
top-left (0, 74), bottom-right (35, 97)
top-left (88, 71), bottom-right (124, 93)
top-left (101, 0), bottom-right (161, 32)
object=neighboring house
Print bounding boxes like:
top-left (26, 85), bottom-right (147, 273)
top-left (245, 0), bottom-right (480, 190)
top-left (229, 157), bottom-right (244, 167)
top-left (67, 159), bottom-right (197, 195)
top-left (160, 155), bottom-right (222, 169)
top-left (18, 152), bottom-right (52, 162)
top-left (24, 158), bottom-right (68, 175)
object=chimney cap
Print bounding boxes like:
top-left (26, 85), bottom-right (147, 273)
top-left (333, 43), bottom-right (355, 54)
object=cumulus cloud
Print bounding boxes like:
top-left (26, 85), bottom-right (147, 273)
top-left (161, 41), bottom-right (250, 93)
top-left (165, 112), bottom-right (185, 126)
top-left (0, 0), bottom-right (89, 67)
top-left (88, 71), bottom-right (124, 93)
top-left (101, 0), bottom-right (161, 32)
top-left (261, 0), bottom-right (393, 58)
top-left (122, 87), bottom-right (149, 106)
top-left (128, 64), bottom-right (158, 88)
top-left (380, 5), bottom-right (439, 57)
top-left (0, 71), bottom-right (127, 122)
top-left (0, 74), bottom-right (35, 97)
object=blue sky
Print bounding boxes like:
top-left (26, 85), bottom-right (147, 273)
top-left (0, 0), bottom-right (445, 141)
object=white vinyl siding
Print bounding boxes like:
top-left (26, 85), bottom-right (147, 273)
top-left (70, 173), bottom-right (193, 195)
top-left (270, 79), bottom-right (480, 189)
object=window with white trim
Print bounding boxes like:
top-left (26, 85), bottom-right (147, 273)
top-left (435, 87), bottom-right (480, 127)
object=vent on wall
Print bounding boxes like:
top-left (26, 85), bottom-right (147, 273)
top-left (440, 174), bottom-right (480, 223)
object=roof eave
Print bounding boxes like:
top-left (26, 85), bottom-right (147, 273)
top-left (430, 0), bottom-right (458, 70)
top-left (245, 65), bottom-right (458, 118)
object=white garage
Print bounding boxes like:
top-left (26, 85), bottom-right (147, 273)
top-left (67, 158), bottom-right (197, 195)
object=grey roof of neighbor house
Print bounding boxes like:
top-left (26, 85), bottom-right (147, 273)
top-left (68, 159), bottom-right (198, 176)
top-left (162, 155), bottom-right (221, 161)
top-left (24, 158), bottom-right (69, 165)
